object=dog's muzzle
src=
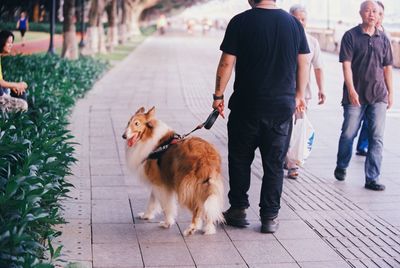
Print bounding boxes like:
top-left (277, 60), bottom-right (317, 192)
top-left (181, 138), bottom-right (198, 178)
top-left (122, 133), bottom-right (127, 139)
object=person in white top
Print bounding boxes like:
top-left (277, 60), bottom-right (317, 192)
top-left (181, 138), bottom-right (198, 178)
top-left (157, 14), bottom-right (167, 35)
top-left (286, 4), bottom-right (326, 179)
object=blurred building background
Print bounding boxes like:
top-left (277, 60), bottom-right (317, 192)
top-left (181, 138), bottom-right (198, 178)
top-left (173, 0), bottom-right (399, 67)
top-left (178, 0), bottom-right (400, 30)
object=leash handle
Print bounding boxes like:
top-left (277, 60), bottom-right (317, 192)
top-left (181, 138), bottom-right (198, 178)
top-left (181, 109), bottom-right (218, 138)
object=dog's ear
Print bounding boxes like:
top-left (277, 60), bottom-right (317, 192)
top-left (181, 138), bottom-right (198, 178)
top-left (146, 106), bottom-right (156, 119)
top-left (135, 107), bottom-right (145, 115)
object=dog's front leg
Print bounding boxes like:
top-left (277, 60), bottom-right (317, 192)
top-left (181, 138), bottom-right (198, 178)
top-left (138, 190), bottom-right (160, 220)
top-left (158, 191), bottom-right (177, 228)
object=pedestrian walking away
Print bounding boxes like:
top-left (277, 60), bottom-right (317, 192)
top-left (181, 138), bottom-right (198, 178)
top-left (334, 0), bottom-right (393, 191)
top-left (286, 4), bottom-right (326, 180)
top-left (16, 11), bottom-right (29, 46)
top-left (212, 0), bottom-right (309, 233)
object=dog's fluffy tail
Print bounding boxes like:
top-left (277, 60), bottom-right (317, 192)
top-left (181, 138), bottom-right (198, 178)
top-left (204, 174), bottom-right (224, 224)
top-left (178, 171), bottom-right (224, 224)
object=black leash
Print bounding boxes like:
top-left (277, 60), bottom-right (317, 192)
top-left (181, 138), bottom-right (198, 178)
top-left (179, 109), bottom-right (220, 139)
top-left (144, 109), bottom-right (220, 163)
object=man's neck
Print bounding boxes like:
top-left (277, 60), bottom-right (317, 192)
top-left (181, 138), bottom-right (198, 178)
top-left (255, 0), bottom-right (277, 9)
top-left (361, 23), bottom-right (376, 36)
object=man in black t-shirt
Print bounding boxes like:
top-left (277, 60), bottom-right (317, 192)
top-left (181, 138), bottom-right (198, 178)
top-left (211, 0), bottom-right (309, 233)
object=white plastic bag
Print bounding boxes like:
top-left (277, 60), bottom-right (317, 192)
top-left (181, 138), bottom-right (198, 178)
top-left (286, 112), bottom-right (315, 167)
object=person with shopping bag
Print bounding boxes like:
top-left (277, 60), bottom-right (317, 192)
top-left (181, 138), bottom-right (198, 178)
top-left (286, 112), bottom-right (315, 174)
top-left (285, 4), bottom-right (326, 179)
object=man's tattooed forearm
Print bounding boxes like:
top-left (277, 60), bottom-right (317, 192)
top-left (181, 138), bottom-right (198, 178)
top-left (215, 75), bottom-right (221, 92)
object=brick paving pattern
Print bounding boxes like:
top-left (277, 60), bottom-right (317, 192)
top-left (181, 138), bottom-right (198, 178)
top-left (60, 32), bottom-right (400, 268)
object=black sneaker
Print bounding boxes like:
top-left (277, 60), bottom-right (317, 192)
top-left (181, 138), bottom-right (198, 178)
top-left (365, 181), bottom-right (385, 191)
top-left (260, 216), bottom-right (279, 233)
top-left (334, 167), bottom-right (346, 181)
top-left (356, 149), bottom-right (368, 156)
top-left (223, 207), bottom-right (249, 228)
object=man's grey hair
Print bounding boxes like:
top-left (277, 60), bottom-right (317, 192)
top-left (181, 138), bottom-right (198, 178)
top-left (360, 0), bottom-right (378, 12)
top-left (289, 4), bottom-right (307, 15)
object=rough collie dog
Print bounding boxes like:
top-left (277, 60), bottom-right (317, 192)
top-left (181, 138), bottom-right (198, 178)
top-left (123, 107), bottom-right (224, 235)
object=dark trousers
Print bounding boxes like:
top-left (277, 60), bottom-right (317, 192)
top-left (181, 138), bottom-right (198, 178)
top-left (0, 87), bottom-right (27, 101)
top-left (10, 90), bottom-right (27, 101)
top-left (227, 111), bottom-right (292, 219)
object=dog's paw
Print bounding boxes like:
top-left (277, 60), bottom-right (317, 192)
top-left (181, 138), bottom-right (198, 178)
top-left (138, 212), bottom-right (154, 220)
top-left (159, 221), bottom-right (174, 228)
top-left (203, 224), bottom-right (216, 235)
top-left (183, 226), bottom-right (197, 236)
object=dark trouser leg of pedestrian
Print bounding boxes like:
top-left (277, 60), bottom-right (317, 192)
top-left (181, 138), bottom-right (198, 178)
top-left (335, 105), bottom-right (365, 181)
top-left (225, 111), bottom-right (258, 227)
top-left (364, 103), bottom-right (386, 191)
top-left (356, 117), bottom-right (369, 155)
top-left (258, 116), bottom-right (292, 233)
top-left (10, 90), bottom-right (27, 101)
top-left (20, 29), bottom-right (26, 45)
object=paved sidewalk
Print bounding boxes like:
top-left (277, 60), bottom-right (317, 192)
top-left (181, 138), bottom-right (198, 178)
top-left (60, 32), bottom-right (400, 268)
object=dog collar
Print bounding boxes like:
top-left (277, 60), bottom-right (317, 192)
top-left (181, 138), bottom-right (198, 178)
top-left (145, 133), bottom-right (182, 162)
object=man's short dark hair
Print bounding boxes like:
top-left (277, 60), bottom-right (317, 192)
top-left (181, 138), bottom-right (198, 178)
top-left (376, 1), bottom-right (384, 10)
top-left (253, 0), bottom-right (276, 3)
top-left (0, 30), bottom-right (14, 53)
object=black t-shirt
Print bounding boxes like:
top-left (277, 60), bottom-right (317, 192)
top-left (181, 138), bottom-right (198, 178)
top-left (220, 8), bottom-right (309, 117)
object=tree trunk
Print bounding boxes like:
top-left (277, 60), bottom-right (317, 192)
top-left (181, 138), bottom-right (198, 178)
top-left (118, 0), bottom-right (159, 44)
top-left (84, 0), bottom-right (107, 54)
top-left (61, 0), bottom-right (79, 60)
top-left (33, 1), bottom-right (40, 22)
top-left (129, 0), bottom-right (158, 37)
top-left (106, 0), bottom-right (118, 51)
top-left (129, 5), bottom-right (143, 36)
top-left (119, 0), bottom-right (133, 44)
top-left (98, 21), bottom-right (107, 54)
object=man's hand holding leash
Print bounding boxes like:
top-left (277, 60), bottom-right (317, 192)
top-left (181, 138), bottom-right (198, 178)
top-left (212, 94), bottom-right (225, 119)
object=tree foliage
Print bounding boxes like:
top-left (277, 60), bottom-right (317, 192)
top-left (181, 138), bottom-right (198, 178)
top-left (0, 0), bottom-right (56, 22)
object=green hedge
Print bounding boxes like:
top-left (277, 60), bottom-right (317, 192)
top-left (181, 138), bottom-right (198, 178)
top-left (0, 54), bottom-right (108, 267)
